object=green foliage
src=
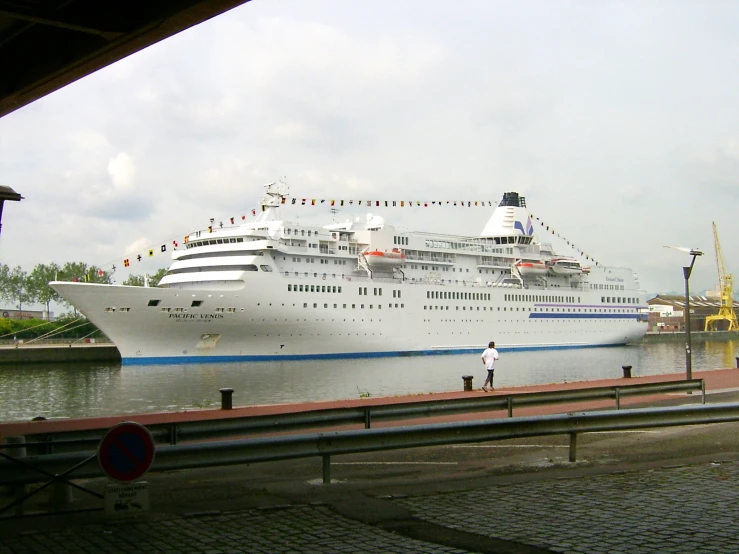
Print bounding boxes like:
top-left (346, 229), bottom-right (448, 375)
top-left (0, 265), bottom-right (34, 311)
top-left (0, 316), bottom-right (106, 340)
top-left (28, 263), bottom-right (61, 314)
top-left (0, 261), bottom-right (137, 315)
top-left (123, 268), bottom-right (168, 287)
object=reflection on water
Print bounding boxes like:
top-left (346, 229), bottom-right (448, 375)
top-left (0, 341), bottom-right (736, 422)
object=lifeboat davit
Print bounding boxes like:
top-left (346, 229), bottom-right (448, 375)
top-left (365, 249), bottom-right (406, 267)
top-left (549, 258), bottom-right (583, 275)
top-left (515, 261), bottom-right (548, 276)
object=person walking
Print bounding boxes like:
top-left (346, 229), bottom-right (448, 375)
top-left (481, 341), bottom-right (499, 392)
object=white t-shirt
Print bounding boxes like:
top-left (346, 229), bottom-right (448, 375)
top-left (481, 347), bottom-right (499, 370)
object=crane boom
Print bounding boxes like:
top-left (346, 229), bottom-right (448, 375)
top-left (704, 222), bottom-right (738, 331)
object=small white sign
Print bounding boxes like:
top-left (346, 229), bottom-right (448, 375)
top-left (105, 482), bottom-right (149, 518)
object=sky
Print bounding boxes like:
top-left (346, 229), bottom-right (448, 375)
top-left (2, 0), bottom-right (739, 302)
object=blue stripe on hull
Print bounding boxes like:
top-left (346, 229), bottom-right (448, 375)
top-left (528, 313), bottom-right (644, 319)
top-left (121, 342), bottom-right (628, 366)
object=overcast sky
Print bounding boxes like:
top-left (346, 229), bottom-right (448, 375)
top-left (2, 0), bottom-right (739, 300)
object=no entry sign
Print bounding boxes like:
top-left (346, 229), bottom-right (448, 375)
top-left (97, 422), bottom-right (156, 482)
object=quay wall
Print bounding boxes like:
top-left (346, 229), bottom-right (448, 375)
top-left (0, 330), bottom-right (736, 365)
top-left (639, 330), bottom-right (739, 344)
top-left (0, 344), bottom-right (121, 364)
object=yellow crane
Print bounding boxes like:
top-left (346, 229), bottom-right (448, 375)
top-left (704, 222), bottom-right (739, 331)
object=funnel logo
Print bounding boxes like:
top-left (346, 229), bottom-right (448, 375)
top-left (514, 217), bottom-right (534, 236)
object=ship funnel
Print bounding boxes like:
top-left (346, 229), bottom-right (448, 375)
top-left (480, 192), bottom-right (533, 238)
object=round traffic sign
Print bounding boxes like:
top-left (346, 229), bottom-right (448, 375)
top-left (97, 422), bottom-right (156, 482)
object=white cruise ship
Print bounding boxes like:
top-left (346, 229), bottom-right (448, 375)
top-left (51, 184), bottom-right (648, 365)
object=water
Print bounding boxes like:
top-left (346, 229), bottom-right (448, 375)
top-left (1, 340), bottom-right (737, 423)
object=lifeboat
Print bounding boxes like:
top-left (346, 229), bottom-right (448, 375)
top-left (515, 261), bottom-right (548, 275)
top-left (365, 248), bottom-right (406, 267)
top-left (549, 258), bottom-right (583, 275)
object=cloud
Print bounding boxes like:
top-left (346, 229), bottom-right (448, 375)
top-left (3, 0), bottom-right (739, 298)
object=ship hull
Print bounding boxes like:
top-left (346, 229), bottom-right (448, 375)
top-left (52, 277), bottom-right (648, 365)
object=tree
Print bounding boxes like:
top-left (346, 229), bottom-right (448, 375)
top-left (122, 268), bottom-right (168, 287)
top-left (28, 263), bottom-right (62, 318)
top-left (0, 265), bottom-right (35, 316)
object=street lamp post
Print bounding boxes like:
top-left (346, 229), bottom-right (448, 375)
top-left (0, 185), bottom-right (23, 237)
top-left (665, 247), bottom-right (703, 381)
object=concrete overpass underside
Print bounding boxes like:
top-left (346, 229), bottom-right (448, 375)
top-left (0, 0), bottom-right (251, 118)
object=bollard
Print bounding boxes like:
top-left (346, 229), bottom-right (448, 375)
top-left (462, 375), bottom-right (473, 391)
top-left (220, 388), bottom-right (234, 410)
top-left (622, 365), bottom-right (632, 379)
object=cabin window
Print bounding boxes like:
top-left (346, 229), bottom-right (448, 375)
top-left (191, 300), bottom-right (203, 307)
top-left (148, 300), bottom-right (160, 307)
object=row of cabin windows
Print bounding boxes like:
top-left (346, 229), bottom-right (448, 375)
top-left (393, 236), bottom-right (409, 245)
top-left (283, 272), bottom-right (352, 278)
top-left (505, 294), bottom-right (580, 303)
top-left (602, 297), bottom-right (638, 304)
top-left (303, 303), bottom-right (404, 309)
top-left (158, 307), bottom-right (237, 313)
top-left (595, 284), bottom-right (625, 290)
top-left (357, 287), bottom-right (402, 297)
top-left (427, 291), bottom-right (489, 301)
top-left (186, 237), bottom-right (245, 249)
top-left (291, 257), bottom-right (347, 265)
top-left (285, 229), bottom-right (319, 237)
top-left (503, 294), bottom-right (639, 305)
top-left (411, 265), bottom-right (471, 272)
top-left (288, 284), bottom-right (343, 293)
top-left (148, 300), bottom-right (204, 307)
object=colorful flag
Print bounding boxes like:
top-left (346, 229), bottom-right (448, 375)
top-left (124, 259), bottom-right (130, 267)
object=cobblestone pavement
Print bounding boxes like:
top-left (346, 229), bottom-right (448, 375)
top-left (0, 504), bottom-right (471, 554)
top-left (395, 460), bottom-right (739, 554)
top-left (3, 460), bottom-right (739, 553)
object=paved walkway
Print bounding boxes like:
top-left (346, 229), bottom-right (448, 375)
top-left (2, 368), bottom-right (739, 553)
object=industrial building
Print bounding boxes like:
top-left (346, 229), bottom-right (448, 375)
top-left (647, 294), bottom-right (739, 333)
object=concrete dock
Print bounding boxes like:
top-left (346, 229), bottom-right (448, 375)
top-left (2, 368), bottom-right (739, 553)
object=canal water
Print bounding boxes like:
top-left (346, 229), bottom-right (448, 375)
top-left (1, 340), bottom-right (737, 423)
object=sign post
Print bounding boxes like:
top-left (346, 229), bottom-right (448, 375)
top-left (97, 421), bottom-right (155, 517)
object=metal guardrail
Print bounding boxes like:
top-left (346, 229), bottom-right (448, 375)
top-left (1, 402), bottom-right (738, 489)
top-left (15, 379), bottom-right (705, 454)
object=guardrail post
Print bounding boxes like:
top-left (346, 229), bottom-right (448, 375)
top-left (569, 432), bottom-right (577, 462)
top-left (169, 423), bottom-right (178, 445)
top-left (364, 409), bottom-right (371, 429)
top-left (48, 482), bottom-right (74, 510)
top-left (615, 388), bottom-right (621, 410)
top-left (507, 397), bottom-right (513, 418)
top-left (701, 380), bottom-right (706, 404)
top-left (3, 436), bottom-right (27, 515)
top-left (322, 455), bottom-right (331, 484)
